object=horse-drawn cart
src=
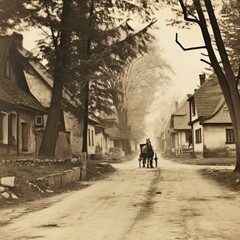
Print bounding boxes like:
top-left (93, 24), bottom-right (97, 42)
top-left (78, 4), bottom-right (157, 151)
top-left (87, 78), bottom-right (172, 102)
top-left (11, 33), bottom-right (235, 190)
top-left (138, 138), bottom-right (158, 168)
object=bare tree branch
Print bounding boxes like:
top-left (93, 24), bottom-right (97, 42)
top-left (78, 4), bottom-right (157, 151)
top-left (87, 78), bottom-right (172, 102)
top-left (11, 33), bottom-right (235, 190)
top-left (201, 58), bottom-right (211, 66)
top-left (175, 33), bottom-right (206, 51)
top-left (201, 52), bottom-right (209, 57)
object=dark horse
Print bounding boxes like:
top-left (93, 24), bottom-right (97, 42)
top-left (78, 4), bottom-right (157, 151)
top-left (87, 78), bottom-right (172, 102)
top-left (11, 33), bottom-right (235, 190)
top-left (139, 138), bottom-right (156, 168)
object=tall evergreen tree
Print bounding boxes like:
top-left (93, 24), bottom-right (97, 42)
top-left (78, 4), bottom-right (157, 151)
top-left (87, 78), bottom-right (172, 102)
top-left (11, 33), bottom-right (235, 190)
top-left (220, 0), bottom-right (240, 81)
top-left (0, 0), bottom-right (162, 156)
top-left (64, 0), bottom-right (161, 153)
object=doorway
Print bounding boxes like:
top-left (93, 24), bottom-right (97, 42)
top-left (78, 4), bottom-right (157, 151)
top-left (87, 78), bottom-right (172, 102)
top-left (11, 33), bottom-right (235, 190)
top-left (21, 122), bottom-right (28, 151)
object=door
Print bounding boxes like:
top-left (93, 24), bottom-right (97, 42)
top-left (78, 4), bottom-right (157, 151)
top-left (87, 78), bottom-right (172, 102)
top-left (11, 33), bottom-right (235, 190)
top-left (21, 123), bottom-right (28, 151)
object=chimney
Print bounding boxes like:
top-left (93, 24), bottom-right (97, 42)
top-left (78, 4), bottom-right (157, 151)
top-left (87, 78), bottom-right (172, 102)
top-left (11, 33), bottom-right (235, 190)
top-left (175, 101), bottom-right (178, 111)
top-left (199, 73), bottom-right (206, 86)
top-left (12, 32), bottom-right (23, 48)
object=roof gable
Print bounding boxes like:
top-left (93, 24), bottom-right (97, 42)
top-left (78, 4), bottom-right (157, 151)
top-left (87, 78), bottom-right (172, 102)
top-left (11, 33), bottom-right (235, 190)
top-left (193, 76), bottom-right (223, 119)
top-left (172, 101), bottom-right (190, 130)
top-left (0, 36), bottom-right (46, 114)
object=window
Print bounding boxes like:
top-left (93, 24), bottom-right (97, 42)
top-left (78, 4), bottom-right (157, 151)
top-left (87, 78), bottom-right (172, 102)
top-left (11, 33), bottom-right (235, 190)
top-left (195, 128), bottom-right (202, 144)
top-left (35, 115), bottom-right (44, 128)
top-left (226, 129), bottom-right (234, 143)
top-left (91, 129), bottom-right (94, 146)
top-left (191, 99), bottom-right (196, 116)
top-left (88, 129), bottom-right (91, 146)
top-left (8, 113), bottom-right (17, 145)
top-left (0, 112), bottom-right (8, 144)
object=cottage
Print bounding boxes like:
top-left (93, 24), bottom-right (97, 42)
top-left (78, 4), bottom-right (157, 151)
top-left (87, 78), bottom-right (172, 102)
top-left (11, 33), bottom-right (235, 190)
top-left (94, 124), bottom-right (109, 156)
top-left (0, 35), bottom-right (46, 157)
top-left (168, 101), bottom-right (192, 157)
top-left (158, 120), bottom-right (171, 154)
top-left (188, 74), bottom-right (235, 157)
top-left (104, 118), bottom-right (126, 156)
top-left (13, 33), bottom-right (83, 158)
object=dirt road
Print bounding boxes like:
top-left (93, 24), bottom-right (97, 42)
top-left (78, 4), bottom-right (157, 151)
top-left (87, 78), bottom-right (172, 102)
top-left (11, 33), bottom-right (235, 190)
top-left (0, 157), bottom-right (240, 240)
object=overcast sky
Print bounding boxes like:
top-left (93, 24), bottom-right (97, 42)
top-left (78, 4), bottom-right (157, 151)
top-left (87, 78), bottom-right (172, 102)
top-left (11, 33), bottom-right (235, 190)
top-left (143, 7), bottom-right (207, 143)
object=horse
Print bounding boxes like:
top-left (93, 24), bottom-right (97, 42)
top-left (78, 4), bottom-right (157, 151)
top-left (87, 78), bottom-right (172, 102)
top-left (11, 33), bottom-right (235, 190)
top-left (139, 138), bottom-right (155, 168)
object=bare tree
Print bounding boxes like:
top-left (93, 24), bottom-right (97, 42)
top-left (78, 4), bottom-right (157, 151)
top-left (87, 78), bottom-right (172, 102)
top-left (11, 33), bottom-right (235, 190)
top-left (109, 45), bottom-right (171, 154)
top-left (176, 0), bottom-right (240, 171)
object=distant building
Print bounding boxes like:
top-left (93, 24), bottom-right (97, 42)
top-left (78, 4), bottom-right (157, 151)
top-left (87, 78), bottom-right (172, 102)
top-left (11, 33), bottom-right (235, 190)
top-left (158, 120), bottom-right (171, 154)
top-left (103, 117), bottom-right (126, 156)
top-left (94, 124), bottom-right (110, 155)
top-left (169, 101), bottom-right (192, 157)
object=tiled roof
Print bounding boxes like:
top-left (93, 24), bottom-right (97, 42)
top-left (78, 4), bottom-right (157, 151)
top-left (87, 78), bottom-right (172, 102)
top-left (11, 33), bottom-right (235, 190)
top-left (0, 79), bottom-right (47, 113)
top-left (203, 102), bottom-right (232, 124)
top-left (193, 76), bottom-right (223, 118)
top-left (172, 101), bottom-right (190, 130)
top-left (174, 114), bottom-right (191, 130)
top-left (174, 101), bottom-right (188, 116)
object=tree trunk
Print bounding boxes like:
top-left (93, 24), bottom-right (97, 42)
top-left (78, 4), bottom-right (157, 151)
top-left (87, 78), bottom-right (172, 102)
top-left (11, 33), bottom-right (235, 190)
top-left (81, 0), bottom-right (94, 154)
top-left (193, 0), bottom-right (240, 171)
top-left (38, 0), bottom-right (71, 158)
top-left (82, 81), bottom-right (89, 153)
top-left (118, 108), bottom-right (132, 155)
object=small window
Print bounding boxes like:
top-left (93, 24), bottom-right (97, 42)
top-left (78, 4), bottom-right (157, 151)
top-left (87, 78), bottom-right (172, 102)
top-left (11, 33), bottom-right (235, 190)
top-left (191, 99), bottom-right (196, 116)
top-left (35, 116), bottom-right (44, 127)
top-left (195, 128), bottom-right (202, 144)
top-left (226, 129), bottom-right (234, 143)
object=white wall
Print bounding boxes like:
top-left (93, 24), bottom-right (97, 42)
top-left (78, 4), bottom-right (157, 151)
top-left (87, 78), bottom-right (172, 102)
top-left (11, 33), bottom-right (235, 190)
top-left (192, 122), bottom-right (203, 156)
top-left (64, 111), bottom-right (82, 155)
top-left (95, 132), bottom-right (108, 154)
top-left (204, 125), bottom-right (235, 156)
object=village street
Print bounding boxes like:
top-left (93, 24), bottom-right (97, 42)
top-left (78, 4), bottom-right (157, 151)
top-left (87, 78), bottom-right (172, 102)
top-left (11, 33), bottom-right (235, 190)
top-left (0, 157), bottom-right (240, 240)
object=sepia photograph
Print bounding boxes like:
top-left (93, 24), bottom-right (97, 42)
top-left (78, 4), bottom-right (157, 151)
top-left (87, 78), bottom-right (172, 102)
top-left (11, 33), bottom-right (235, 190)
top-left (0, 0), bottom-right (239, 239)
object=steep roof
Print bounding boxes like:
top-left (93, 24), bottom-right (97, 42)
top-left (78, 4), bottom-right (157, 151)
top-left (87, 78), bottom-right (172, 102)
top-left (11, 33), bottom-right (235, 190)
top-left (0, 36), bottom-right (46, 114)
top-left (0, 79), bottom-right (47, 113)
top-left (18, 46), bottom-right (81, 109)
top-left (172, 101), bottom-right (190, 130)
top-left (203, 101), bottom-right (232, 124)
top-left (192, 76), bottom-right (223, 119)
